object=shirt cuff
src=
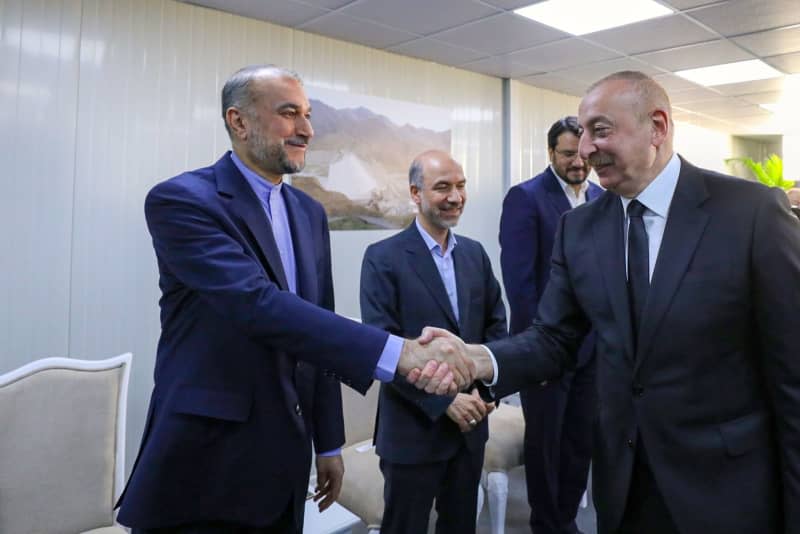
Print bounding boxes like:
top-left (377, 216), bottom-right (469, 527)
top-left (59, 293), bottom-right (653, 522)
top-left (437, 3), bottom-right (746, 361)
top-left (374, 334), bottom-right (404, 382)
top-left (480, 344), bottom-right (499, 387)
top-left (317, 448), bottom-right (342, 457)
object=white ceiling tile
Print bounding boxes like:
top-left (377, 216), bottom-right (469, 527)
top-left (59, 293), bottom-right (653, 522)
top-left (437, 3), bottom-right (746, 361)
top-left (733, 26), bottom-right (800, 57)
top-left (551, 57), bottom-right (663, 84)
top-left (678, 97), bottom-right (768, 116)
top-left (508, 38), bottom-right (620, 72)
top-left (713, 76), bottom-right (787, 95)
top-left (585, 15), bottom-right (716, 55)
top-left (387, 38), bottom-right (487, 66)
top-left (653, 73), bottom-right (704, 92)
top-left (636, 40), bottom-right (752, 71)
top-left (433, 13), bottom-right (567, 56)
top-left (518, 73), bottom-right (586, 96)
top-left (670, 86), bottom-right (725, 103)
top-left (765, 51), bottom-right (800, 74)
top-left (299, 0), bottom-right (355, 8)
top-left (340, 0), bottom-right (501, 35)
top-left (687, 0), bottom-right (800, 36)
top-left (460, 56), bottom-right (540, 78)
top-left (185, 0), bottom-right (328, 27)
top-left (480, 0), bottom-right (544, 9)
top-left (661, 0), bottom-right (725, 9)
top-left (739, 90), bottom-right (784, 105)
top-left (299, 13), bottom-right (418, 48)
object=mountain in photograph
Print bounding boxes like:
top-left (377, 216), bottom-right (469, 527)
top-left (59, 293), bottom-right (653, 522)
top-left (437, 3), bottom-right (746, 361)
top-left (292, 98), bottom-right (451, 230)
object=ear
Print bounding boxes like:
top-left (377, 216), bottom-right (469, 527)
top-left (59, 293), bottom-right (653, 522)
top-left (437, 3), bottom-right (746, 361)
top-left (650, 109), bottom-right (669, 148)
top-left (225, 107), bottom-right (248, 142)
top-left (410, 184), bottom-right (421, 205)
top-left (548, 147), bottom-right (556, 163)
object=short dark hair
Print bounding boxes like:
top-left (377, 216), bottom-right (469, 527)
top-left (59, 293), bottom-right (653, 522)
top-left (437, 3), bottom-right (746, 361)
top-left (547, 116), bottom-right (581, 150)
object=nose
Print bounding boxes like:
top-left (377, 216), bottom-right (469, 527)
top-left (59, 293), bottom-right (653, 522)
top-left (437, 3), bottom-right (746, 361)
top-left (578, 130), bottom-right (594, 161)
top-left (297, 114), bottom-right (314, 139)
top-left (447, 188), bottom-right (463, 204)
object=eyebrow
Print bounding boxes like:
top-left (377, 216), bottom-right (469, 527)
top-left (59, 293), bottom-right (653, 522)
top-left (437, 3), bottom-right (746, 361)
top-left (276, 102), bottom-right (311, 113)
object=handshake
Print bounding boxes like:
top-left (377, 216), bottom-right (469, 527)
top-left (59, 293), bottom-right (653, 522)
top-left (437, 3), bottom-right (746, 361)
top-left (397, 327), bottom-right (495, 396)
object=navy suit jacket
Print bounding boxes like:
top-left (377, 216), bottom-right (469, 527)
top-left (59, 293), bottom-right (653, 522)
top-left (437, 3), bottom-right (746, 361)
top-left (487, 158), bottom-right (800, 534)
top-left (499, 167), bottom-right (602, 367)
top-left (360, 224), bottom-right (507, 464)
top-left (117, 152), bottom-right (390, 529)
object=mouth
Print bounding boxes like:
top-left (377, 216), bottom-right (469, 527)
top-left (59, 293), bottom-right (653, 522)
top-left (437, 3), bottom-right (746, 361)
top-left (286, 138), bottom-right (308, 150)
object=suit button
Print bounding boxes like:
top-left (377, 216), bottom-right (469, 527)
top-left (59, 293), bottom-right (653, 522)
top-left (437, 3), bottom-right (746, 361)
top-left (627, 439), bottom-right (634, 449)
top-left (295, 404), bottom-right (302, 416)
top-left (632, 384), bottom-right (644, 396)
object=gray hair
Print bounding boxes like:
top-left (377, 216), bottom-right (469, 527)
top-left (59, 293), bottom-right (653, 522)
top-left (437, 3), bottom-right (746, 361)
top-left (587, 70), bottom-right (672, 124)
top-left (221, 64), bottom-right (303, 136)
top-left (409, 158), bottom-right (425, 189)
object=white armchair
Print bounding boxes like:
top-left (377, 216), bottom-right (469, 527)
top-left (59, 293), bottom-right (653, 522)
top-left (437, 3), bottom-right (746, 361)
top-left (0, 353), bottom-right (132, 534)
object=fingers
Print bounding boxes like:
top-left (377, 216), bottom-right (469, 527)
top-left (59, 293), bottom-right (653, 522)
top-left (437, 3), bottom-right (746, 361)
top-left (418, 326), bottom-right (455, 345)
top-left (425, 362), bottom-right (451, 394)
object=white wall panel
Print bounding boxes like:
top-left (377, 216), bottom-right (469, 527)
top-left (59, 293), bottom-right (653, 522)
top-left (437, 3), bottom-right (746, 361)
top-left (509, 80), bottom-right (582, 186)
top-left (0, 0), bottom-right (80, 373)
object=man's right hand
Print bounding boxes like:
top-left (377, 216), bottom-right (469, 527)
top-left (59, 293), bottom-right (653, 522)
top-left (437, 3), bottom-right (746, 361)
top-left (397, 333), bottom-right (476, 396)
top-left (446, 389), bottom-right (495, 432)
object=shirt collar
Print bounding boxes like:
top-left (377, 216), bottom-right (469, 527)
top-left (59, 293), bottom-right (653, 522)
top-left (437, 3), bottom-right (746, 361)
top-left (550, 165), bottom-right (589, 197)
top-left (230, 150), bottom-right (281, 198)
top-left (620, 153), bottom-right (681, 218)
top-left (415, 217), bottom-right (457, 255)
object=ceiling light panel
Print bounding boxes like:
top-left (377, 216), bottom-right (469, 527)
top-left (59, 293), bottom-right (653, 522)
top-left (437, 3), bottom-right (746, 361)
top-left (675, 59), bottom-right (783, 87)
top-left (514, 0), bottom-right (672, 36)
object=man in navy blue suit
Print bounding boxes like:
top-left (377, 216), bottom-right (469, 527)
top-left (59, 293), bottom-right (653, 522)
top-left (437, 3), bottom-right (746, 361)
top-left (360, 150), bottom-right (507, 534)
top-left (499, 117), bottom-right (602, 534)
top-left (116, 65), bottom-right (475, 534)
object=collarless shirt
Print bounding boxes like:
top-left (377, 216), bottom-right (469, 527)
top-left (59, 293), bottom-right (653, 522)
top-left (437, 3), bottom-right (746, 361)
top-left (551, 165), bottom-right (590, 208)
top-left (620, 153), bottom-right (681, 281)
top-left (231, 151), bottom-right (297, 294)
top-left (415, 218), bottom-right (460, 323)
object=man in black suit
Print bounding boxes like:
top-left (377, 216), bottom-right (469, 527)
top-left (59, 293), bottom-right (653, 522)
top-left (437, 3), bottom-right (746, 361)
top-left (360, 150), bottom-right (507, 534)
top-left (411, 71), bottom-right (800, 534)
top-left (499, 116), bottom-right (602, 534)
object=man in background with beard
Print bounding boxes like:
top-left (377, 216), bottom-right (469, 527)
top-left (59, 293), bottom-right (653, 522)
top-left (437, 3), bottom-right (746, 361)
top-left (499, 116), bottom-right (602, 534)
top-left (116, 65), bottom-right (475, 534)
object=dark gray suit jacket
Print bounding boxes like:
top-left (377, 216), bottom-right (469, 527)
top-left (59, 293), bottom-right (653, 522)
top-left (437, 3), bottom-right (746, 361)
top-left (487, 158), bottom-right (800, 534)
top-left (360, 223), bottom-right (507, 464)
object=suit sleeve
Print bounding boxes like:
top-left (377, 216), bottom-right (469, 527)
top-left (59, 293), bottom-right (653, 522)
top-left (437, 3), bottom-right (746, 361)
top-left (488, 214), bottom-right (589, 398)
top-left (499, 185), bottom-right (541, 334)
top-left (752, 188), bottom-right (800, 530)
top-left (312, 214), bottom-right (345, 453)
top-left (145, 180), bottom-right (387, 394)
top-left (359, 246), bottom-right (454, 421)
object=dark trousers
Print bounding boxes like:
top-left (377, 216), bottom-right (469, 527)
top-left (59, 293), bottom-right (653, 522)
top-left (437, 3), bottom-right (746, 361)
top-left (521, 359), bottom-right (596, 534)
top-left (379, 444), bottom-right (484, 534)
top-left (131, 499), bottom-right (296, 534)
top-left (617, 444), bottom-right (680, 534)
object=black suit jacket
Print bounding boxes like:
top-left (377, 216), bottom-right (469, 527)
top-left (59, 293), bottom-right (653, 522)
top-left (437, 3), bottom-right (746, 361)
top-left (117, 153), bottom-right (389, 529)
top-left (360, 224), bottom-right (507, 464)
top-left (487, 158), bottom-right (800, 534)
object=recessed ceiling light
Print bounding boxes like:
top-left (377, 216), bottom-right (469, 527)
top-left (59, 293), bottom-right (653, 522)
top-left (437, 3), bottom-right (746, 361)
top-left (514, 0), bottom-right (672, 36)
top-left (675, 60), bottom-right (782, 87)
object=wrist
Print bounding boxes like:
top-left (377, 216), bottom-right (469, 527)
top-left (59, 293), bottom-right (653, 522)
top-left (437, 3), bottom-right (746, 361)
top-left (469, 345), bottom-right (494, 381)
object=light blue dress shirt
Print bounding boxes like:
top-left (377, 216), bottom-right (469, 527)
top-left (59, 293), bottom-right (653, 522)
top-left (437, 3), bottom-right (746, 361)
top-left (415, 218), bottom-right (459, 322)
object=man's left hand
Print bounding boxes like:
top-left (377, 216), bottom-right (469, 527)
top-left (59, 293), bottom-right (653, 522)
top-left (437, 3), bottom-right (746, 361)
top-left (314, 454), bottom-right (344, 512)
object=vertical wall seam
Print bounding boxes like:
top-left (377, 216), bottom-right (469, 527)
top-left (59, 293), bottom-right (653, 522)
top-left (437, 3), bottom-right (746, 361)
top-left (502, 77), bottom-right (510, 193)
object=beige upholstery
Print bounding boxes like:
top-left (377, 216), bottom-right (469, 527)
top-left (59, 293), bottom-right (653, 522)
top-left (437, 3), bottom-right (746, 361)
top-left (81, 527), bottom-right (127, 534)
top-left (0, 354), bottom-right (131, 534)
top-left (338, 382), bottom-right (384, 529)
top-left (484, 404), bottom-right (526, 471)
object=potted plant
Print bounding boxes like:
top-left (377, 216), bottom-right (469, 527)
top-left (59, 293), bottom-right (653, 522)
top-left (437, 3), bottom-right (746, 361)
top-left (724, 154), bottom-right (795, 190)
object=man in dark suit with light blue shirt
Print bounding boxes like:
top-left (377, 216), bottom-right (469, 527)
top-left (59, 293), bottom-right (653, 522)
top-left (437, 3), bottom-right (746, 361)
top-left (116, 65), bottom-right (475, 534)
top-left (360, 150), bottom-right (507, 534)
top-left (499, 116), bottom-right (602, 534)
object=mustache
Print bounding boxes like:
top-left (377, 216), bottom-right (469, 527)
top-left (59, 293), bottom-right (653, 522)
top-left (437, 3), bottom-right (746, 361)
top-left (588, 153), bottom-right (613, 167)
top-left (285, 136), bottom-right (309, 146)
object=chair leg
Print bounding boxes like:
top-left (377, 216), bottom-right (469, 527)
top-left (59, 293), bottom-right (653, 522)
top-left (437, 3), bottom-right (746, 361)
top-left (367, 529), bottom-right (381, 534)
top-left (580, 489), bottom-right (588, 508)
top-left (476, 480), bottom-right (485, 523)
top-left (486, 470), bottom-right (509, 534)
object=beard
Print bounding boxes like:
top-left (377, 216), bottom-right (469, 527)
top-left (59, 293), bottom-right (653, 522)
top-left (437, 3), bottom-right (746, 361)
top-left (248, 128), bottom-right (305, 176)
top-left (562, 171), bottom-right (588, 185)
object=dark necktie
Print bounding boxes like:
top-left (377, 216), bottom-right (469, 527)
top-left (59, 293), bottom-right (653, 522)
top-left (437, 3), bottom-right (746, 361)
top-left (627, 199), bottom-right (649, 342)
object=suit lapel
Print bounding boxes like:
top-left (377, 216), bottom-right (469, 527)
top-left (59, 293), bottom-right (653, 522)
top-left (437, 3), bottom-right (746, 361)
top-left (215, 153), bottom-right (289, 291)
top-left (453, 245), bottom-right (471, 334)
top-left (543, 168), bottom-right (573, 215)
top-left (635, 163), bottom-right (709, 371)
top-left (593, 193), bottom-right (635, 361)
top-left (404, 226), bottom-right (459, 331)
top-left (283, 185), bottom-right (318, 303)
